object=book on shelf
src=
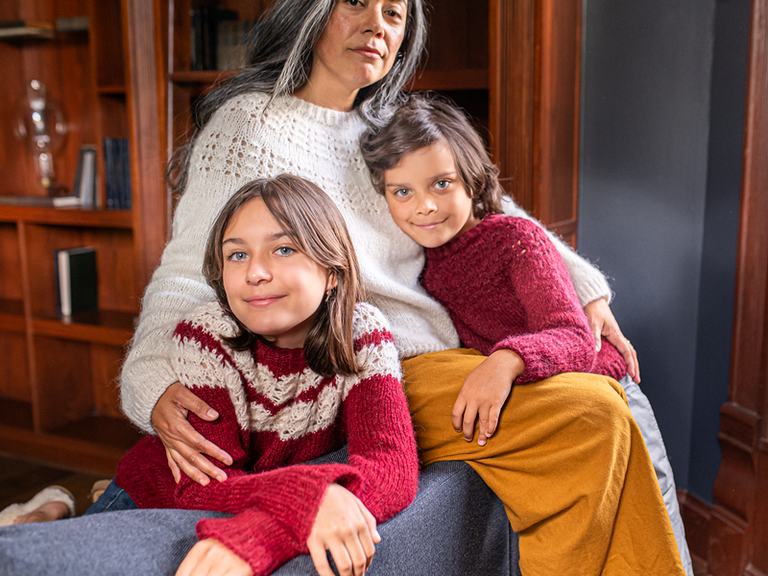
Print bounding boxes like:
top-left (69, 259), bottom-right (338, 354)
top-left (217, 19), bottom-right (256, 71)
top-left (0, 194), bottom-right (79, 207)
top-left (73, 145), bottom-right (98, 207)
top-left (190, 7), bottom-right (238, 71)
top-left (55, 247), bottom-right (98, 318)
top-left (103, 138), bottom-right (132, 210)
top-left (55, 16), bottom-right (88, 33)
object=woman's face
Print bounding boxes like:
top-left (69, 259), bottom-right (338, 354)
top-left (305, 0), bottom-right (407, 108)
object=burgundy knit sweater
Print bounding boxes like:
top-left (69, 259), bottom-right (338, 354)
top-left (115, 301), bottom-right (418, 575)
top-left (422, 214), bottom-right (626, 383)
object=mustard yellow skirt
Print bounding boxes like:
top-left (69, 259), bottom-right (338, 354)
top-left (402, 349), bottom-right (684, 576)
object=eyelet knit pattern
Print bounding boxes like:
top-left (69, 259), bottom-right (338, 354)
top-left (115, 301), bottom-right (418, 575)
top-left (422, 215), bottom-right (626, 383)
top-left (118, 92), bottom-right (611, 433)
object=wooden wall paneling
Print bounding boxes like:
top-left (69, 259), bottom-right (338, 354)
top-left (709, 0), bottom-right (768, 574)
top-left (489, 0), bottom-right (534, 212)
top-left (90, 343), bottom-right (125, 418)
top-left (489, 0), bottom-right (581, 248)
top-left (125, 0), bottom-right (169, 286)
top-left (33, 335), bottom-right (94, 432)
top-left (0, 224), bottom-right (23, 301)
top-left (91, 0), bottom-right (126, 89)
top-left (0, 40), bottom-right (29, 195)
top-left (0, 332), bottom-right (31, 403)
top-left (534, 0), bottom-right (581, 246)
top-left (16, 221), bottom-right (40, 431)
top-left (423, 0), bottom-right (487, 72)
top-left (80, 228), bottom-right (139, 313)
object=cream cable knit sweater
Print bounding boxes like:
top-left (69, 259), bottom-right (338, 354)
top-left (119, 93), bottom-right (611, 433)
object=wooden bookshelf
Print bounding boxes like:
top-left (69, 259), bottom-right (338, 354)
top-left (0, 0), bottom-right (164, 474)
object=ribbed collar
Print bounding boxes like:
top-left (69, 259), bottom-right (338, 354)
top-left (254, 338), bottom-right (307, 375)
top-left (271, 93), bottom-right (365, 131)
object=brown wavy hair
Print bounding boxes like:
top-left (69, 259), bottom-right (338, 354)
top-left (203, 174), bottom-right (364, 377)
top-left (360, 92), bottom-right (506, 220)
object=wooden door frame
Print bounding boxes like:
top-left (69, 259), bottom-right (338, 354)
top-left (707, 0), bottom-right (768, 574)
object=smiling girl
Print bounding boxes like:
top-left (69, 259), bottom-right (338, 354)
top-left (111, 174), bottom-right (418, 576)
top-left (361, 92), bottom-right (691, 575)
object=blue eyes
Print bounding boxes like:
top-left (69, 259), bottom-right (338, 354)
top-left (225, 246), bottom-right (295, 261)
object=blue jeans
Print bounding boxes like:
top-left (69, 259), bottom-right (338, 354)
top-left (83, 481), bottom-right (136, 515)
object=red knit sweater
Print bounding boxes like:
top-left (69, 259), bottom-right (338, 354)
top-left (115, 301), bottom-right (418, 575)
top-left (422, 214), bottom-right (626, 383)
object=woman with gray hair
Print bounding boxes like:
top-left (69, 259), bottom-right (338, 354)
top-left (0, 1), bottom-right (683, 575)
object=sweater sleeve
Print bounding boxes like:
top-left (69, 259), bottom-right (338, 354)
top-left (119, 98), bottom-right (272, 433)
top-left (491, 221), bottom-right (598, 384)
top-left (501, 195), bottom-right (612, 306)
top-left (340, 303), bottom-right (419, 522)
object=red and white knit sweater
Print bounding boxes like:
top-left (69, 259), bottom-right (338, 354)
top-left (115, 301), bottom-right (418, 575)
top-left (422, 215), bottom-right (627, 383)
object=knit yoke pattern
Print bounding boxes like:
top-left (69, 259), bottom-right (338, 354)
top-left (118, 92), bottom-right (611, 433)
top-left (115, 301), bottom-right (419, 576)
top-left (422, 215), bottom-right (626, 383)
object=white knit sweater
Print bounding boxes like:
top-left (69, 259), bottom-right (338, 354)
top-left (119, 93), bottom-right (611, 433)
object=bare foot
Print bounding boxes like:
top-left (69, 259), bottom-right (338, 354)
top-left (13, 501), bottom-right (71, 524)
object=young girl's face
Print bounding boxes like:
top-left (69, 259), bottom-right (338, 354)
top-left (383, 139), bottom-right (480, 248)
top-left (222, 197), bottom-right (335, 349)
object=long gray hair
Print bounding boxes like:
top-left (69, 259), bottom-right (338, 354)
top-left (170, 0), bottom-right (427, 194)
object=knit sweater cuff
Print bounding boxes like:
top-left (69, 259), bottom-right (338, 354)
top-left (197, 511), bottom-right (298, 576)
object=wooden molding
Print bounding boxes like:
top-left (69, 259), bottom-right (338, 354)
top-left (679, 490), bottom-right (712, 561)
top-left (488, 0), bottom-right (580, 236)
top-left (709, 0), bottom-right (768, 574)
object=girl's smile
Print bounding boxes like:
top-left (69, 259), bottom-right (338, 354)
top-left (222, 198), bottom-right (335, 348)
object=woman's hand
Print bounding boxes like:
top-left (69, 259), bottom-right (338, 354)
top-left (452, 349), bottom-right (524, 446)
top-left (583, 297), bottom-right (640, 383)
top-left (176, 538), bottom-right (252, 576)
top-left (151, 382), bottom-right (234, 485)
top-left (307, 483), bottom-right (380, 576)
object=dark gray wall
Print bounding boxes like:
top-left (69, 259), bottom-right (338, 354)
top-left (578, 0), bottom-right (748, 502)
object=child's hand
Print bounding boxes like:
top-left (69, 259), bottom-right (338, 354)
top-left (175, 538), bottom-right (252, 576)
top-left (308, 483), bottom-right (380, 576)
top-left (452, 349), bottom-right (524, 446)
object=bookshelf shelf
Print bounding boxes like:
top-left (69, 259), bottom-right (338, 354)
top-left (0, 25), bottom-right (55, 41)
top-left (33, 311), bottom-right (135, 346)
top-left (97, 85), bottom-right (127, 96)
top-left (0, 206), bottom-right (133, 228)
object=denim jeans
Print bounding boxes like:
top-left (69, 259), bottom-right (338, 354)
top-left (83, 480), bottom-right (137, 515)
